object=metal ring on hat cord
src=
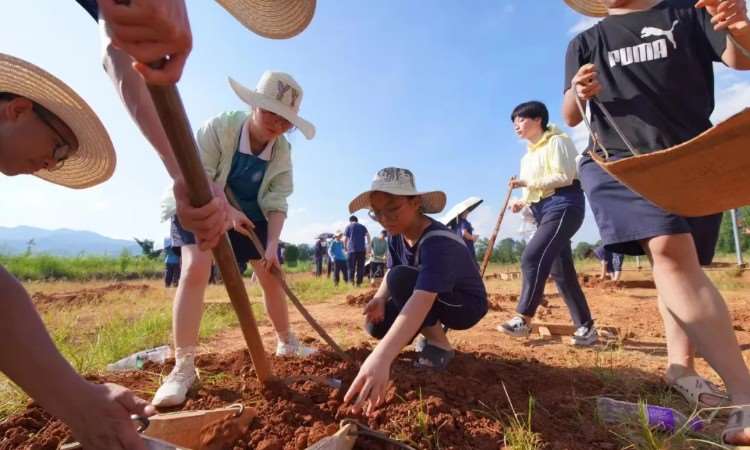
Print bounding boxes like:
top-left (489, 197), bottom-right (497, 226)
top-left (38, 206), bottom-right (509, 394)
top-left (340, 419), bottom-right (416, 450)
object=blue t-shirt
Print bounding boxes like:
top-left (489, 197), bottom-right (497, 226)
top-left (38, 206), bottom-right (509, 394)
top-left (329, 240), bottom-right (347, 261)
top-left (388, 219), bottom-right (486, 303)
top-left (227, 150), bottom-right (268, 222)
top-left (164, 246), bottom-right (180, 264)
top-left (457, 218), bottom-right (475, 255)
top-left (345, 222), bottom-right (368, 252)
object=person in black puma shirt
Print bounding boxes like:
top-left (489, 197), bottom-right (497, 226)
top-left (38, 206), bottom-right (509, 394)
top-left (562, 0), bottom-right (750, 445)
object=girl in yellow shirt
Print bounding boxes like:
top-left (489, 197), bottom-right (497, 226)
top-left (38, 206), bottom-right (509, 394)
top-left (498, 101), bottom-right (596, 346)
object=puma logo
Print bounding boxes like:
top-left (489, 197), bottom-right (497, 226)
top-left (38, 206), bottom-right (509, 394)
top-left (641, 20), bottom-right (679, 49)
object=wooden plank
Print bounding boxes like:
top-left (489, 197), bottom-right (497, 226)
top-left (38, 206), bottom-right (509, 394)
top-left (538, 326), bottom-right (552, 339)
top-left (530, 322), bottom-right (619, 337)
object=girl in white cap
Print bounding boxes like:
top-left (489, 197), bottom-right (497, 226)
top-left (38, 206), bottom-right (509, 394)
top-left (343, 167), bottom-right (488, 415)
top-left (154, 71), bottom-right (317, 407)
top-left (0, 53), bottom-right (153, 450)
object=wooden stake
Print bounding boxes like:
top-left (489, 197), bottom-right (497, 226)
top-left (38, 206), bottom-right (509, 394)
top-left (480, 177), bottom-right (516, 277)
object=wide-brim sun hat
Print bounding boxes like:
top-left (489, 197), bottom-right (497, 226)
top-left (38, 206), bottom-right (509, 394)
top-left (348, 167), bottom-right (447, 215)
top-left (229, 71), bottom-right (315, 140)
top-left (440, 196), bottom-right (484, 226)
top-left (0, 53), bottom-right (115, 189)
top-left (564, 0), bottom-right (609, 17)
top-left (215, 0), bottom-right (316, 39)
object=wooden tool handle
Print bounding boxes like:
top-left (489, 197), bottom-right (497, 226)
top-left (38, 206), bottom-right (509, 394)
top-left (480, 177), bottom-right (516, 277)
top-left (146, 85), bottom-right (272, 383)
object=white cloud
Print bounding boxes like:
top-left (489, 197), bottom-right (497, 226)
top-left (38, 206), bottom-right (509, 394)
top-left (712, 82), bottom-right (750, 123)
top-left (568, 17), bottom-right (601, 35)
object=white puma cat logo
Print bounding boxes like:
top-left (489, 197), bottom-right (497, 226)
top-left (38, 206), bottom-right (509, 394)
top-left (641, 20), bottom-right (679, 49)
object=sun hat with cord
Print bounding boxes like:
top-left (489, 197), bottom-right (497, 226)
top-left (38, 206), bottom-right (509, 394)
top-left (564, 0), bottom-right (609, 17)
top-left (215, 0), bottom-right (316, 39)
top-left (348, 167), bottom-right (447, 215)
top-left (0, 53), bottom-right (115, 189)
top-left (228, 71), bottom-right (316, 140)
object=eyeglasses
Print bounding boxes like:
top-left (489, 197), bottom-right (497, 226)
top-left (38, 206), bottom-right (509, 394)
top-left (33, 104), bottom-right (74, 171)
top-left (368, 201), bottom-right (408, 223)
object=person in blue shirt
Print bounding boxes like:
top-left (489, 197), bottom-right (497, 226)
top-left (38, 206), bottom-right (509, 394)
top-left (345, 215), bottom-right (370, 286)
top-left (163, 237), bottom-right (181, 288)
top-left (590, 245), bottom-right (624, 282)
top-left (313, 236), bottom-right (327, 277)
top-left (328, 231), bottom-right (349, 286)
top-left (343, 167), bottom-right (488, 415)
top-left (452, 211), bottom-right (479, 261)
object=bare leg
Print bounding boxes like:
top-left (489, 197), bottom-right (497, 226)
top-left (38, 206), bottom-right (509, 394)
top-left (420, 322), bottom-right (451, 351)
top-left (645, 234), bottom-right (750, 443)
top-left (172, 245), bottom-right (212, 350)
top-left (250, 260), bottom-right (290, 342)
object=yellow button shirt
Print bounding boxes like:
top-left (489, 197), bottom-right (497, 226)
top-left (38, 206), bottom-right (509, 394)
top-left (519, 125), bottom-right (580, 205)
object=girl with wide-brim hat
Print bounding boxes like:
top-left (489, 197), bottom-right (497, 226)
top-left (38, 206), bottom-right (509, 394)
top-left (343, 167), bottom-right (488, 415)
top-left (154, 70), bottom-right (316, 407)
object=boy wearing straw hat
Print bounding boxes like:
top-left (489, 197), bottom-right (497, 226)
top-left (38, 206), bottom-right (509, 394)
top-left (562, 0), bottom-right (750, 444)
top-left (0, 54), bottom-right (154, 450)
top-left (343, 167), bottom-right (488, 415)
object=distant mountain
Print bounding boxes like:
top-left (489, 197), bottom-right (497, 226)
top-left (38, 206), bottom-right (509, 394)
top-left (0, 226), bottom-right (142, 256)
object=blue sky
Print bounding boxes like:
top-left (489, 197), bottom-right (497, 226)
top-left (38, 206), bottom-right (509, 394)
top-left (1, 1), bottom-right (749, 247)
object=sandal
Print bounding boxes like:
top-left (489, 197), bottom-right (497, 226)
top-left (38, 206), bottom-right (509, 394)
top-left (722, 406), bottom-right (750, 447)
top-left (414, 343), bottom-right (455, 370)
top-left (667, 375), bottom-right (729, 409)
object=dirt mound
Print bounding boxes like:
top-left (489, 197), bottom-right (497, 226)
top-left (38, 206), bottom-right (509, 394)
top-left (31, 283), bottom-right (151, 308)
top-left (4, 346), bottom-right (614, 450)
top-left (578, 275), bottom-right (655, 290)
top-left (487, 292), bottom-right (561, 312)
top-left (484, 272), bottom-right (521, 281)
top-left (345, 289), bottom-right (378, 307)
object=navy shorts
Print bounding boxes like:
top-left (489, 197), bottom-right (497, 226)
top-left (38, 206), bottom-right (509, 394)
top-left (365, 266), bottom-right (488, 340)
top-left (579, 155), bottom-right (721, 266)
top-left (170, 215), bottom-right (269, 264)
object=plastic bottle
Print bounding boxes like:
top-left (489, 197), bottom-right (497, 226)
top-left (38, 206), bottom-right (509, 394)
top-left (106, 345), bottom-right (172, 372)
top-left (596, 397), bottom-right (704, 433)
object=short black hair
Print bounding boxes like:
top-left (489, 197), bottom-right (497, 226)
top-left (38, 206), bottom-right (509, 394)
top-left (349, 215), bottom-right (358, 222)
top-left (511, 101), bottom-right (549, 131)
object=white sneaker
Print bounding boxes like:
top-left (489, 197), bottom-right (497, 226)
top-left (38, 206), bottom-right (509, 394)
top-left (275, 333), bottom-right (317, 357)
top-left (152, 358), bottom-right (197, 407)
top-left (570, 323), bottom-right (598, 346)
top-left (498, 316), bottom-right (531, 338)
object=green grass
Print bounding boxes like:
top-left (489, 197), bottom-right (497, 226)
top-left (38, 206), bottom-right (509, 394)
top-left (1, 253), bottom-right (163, 281)
top-left (473, 384), bottom-right (544, 450)
top-left (0, 296), bottom-right (262, 420)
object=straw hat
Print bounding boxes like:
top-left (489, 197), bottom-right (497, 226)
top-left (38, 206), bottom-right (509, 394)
top-left (0, 53), bottom-right (115, 189)
top-left (229, 71), bottom-right (315, 139)
top-left (440, 196), bottom-right (483, 227)
top-left (564, 0), bottom-right (609, 17)
top-left (215, 0), bottom-right (316, 39)
top-left (348, 167), bottom-right (446, 215)
top-left (334, 230), bottom-right (343, 237)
